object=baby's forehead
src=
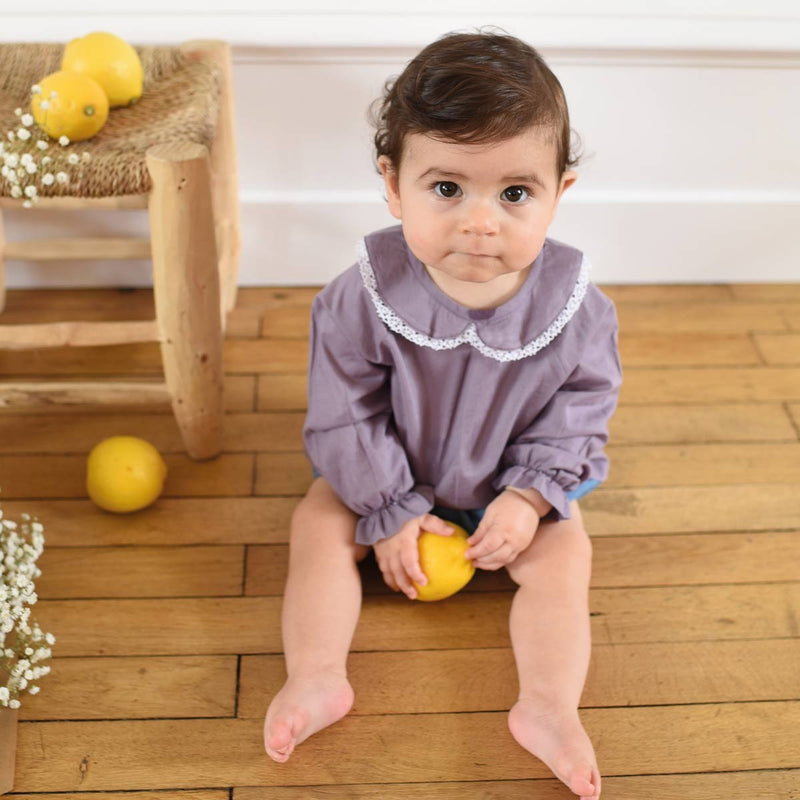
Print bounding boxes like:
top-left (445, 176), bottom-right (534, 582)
top-left (400, 128), bottom-right (562, 178)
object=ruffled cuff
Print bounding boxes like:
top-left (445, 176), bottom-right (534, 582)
top-left (355, 485), bottom-right (435, 546)
top-left (493, 466), bottom-right (574, 521)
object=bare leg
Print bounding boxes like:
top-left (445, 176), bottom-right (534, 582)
top-left (264, 477), bottom-right (368, 761)
top-left (506, 502), bottom-right (601, 799)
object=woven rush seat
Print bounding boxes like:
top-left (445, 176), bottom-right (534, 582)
top-left (0, 40), bottom-right (240, 460)
top-left (0, 43), bottom-right (220, 198)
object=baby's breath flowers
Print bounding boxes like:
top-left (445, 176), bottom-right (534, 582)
top-left (0, 499), bottom-right (55, 709)
top-left (0, 88), bottom-right (91, 207)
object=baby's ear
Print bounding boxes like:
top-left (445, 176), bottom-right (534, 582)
top-left (559, 170), bottom-right (578, 197)
top-left (378, 156), bottom-right (402, 219)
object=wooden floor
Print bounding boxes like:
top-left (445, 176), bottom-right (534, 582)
top-left (1, 283), bottom-right (799, 799)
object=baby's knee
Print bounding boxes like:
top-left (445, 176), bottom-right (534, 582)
top-left (289, 479), bottom-right (365, 558)
top-left (508, 517), bottom-right (593, 587)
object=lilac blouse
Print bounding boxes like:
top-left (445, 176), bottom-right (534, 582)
top-left (304, 225), bottom-right (622, 546)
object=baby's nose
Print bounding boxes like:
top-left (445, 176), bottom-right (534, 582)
top-left (461, 199), bottom-right (499, 235)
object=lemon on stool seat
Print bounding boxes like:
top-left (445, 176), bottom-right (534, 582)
top-left (62, 31), bottom-right (144, 108)
top-left (31, 70), bottom-right (109, 142)
top-left (413, 523), bottom-right (475, 602)
top-left (87, 436), bottom-right (167, 513)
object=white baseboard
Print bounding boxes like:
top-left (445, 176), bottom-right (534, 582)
top-left (3, 193), bottom-right (798, 287)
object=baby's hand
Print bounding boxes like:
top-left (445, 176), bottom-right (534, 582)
top-left (465, 490), bottom-right (541, 570)
top-left (373, 513), bottom-right (454, 600)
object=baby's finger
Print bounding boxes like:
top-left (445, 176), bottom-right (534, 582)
top-left (473, 544), bottom-right (515, 571)
top-left (400, 545), bottom-right (428, 587)
top-left (379, 565), bottom-right (399, 593)
top-left (394, 563), bottom-right (419, 600)
top-left (466, 527), bottom-right (502, 560)
top-left (421, 514), bottom-right (455, 536)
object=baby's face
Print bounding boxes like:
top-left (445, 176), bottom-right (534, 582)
top-left (379, 127), bottom-right (575, 286)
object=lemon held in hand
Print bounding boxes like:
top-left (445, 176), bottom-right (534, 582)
top-left (62, 31), bottom-right (144, 108)
top-left (87, 436), bottom-right (167, 513)
top-left (413, 523), bottom-right (475, 602)
top-left (31, 70), bottom-right (109, 142)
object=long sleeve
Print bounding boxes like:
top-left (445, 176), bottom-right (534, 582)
top-left (493, 299), bottom-right (622, 519)
top-left (304, 297), bottom-right (434, 545)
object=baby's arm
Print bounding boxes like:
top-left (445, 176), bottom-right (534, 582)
top-left (465, 488), bottom-right (549, 570)
top-left (373, 513), bottom-right (455, 599)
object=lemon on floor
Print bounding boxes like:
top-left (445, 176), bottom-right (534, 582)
top-left (86, 435), bottom-right (167, 513)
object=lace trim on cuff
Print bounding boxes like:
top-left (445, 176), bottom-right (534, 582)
top-left (357, 238), bottom-right (590, 363)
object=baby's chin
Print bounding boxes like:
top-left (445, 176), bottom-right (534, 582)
top-left (428, 254), bottom-right (529, 283)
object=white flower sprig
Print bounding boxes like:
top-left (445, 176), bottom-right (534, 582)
top-left (0, 89), bottom-right (91, 207)
top-left (0, 499), bottom-right (55, 709)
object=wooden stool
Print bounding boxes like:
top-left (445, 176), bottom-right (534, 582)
top-left (0, 40), bottom-right (240, 459)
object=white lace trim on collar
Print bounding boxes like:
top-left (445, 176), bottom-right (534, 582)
top-left (357, 239), bottom-right (590, 363)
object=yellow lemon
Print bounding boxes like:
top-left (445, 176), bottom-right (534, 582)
top-left (31, 70), bottom-right (109, 142)
top-left (87, 436), bottom-right (167, 513)
top-left (413, 523), bottom-right (476, 602)
top-left (62, 31), bottom-right (143, 108)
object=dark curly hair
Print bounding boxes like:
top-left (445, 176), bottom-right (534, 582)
top-left (372, 31), bottom-right (579, 176)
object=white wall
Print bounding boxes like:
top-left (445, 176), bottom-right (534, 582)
top-left (2, 1), bottom-right (800, 286)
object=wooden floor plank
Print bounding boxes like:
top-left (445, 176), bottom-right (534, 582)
top-left (0, 453), bottom-right (255, 498)
top-left (13, 793), bottom-right (227, 800)
top-left (619, 332), bottom-right (760, 366)
top-left (729, 283), bottom-right (800, 301)
top-left (260, 305), bottom-right (311, 339)
top-left (753, 332), bottom-right (800, 365)
top-left (19, 656), bottom-right (238, 721)
top-left (583, 484), bottom-right (800, 536)
top-left (13, 703), bottom-right (800, 790)
top-left (589, 531), bottom-right (800, 586)
top-left (610, 402), bottom-right (797, 443)
top-left (238, 639), bottom-right (800, 718)
top-left (0, 411), bottom-right (304, 454)
top-left (615, 302), bottom-right (797, 333)
top-left (224, 339), bottom-right (309, 375)
top-left (255, 452), bottom-right (312, 495)
top-left (34, 584), bottom-right (800, 658)
top-left (257, 374), bottom-right (307, 412)
top-left (606, 442), bottom-right (800, 487)
top-left (789, 403), bottom-right (800, 433)
top-left (619, 367), bottom-right (800, 404)
top-left (0, 497), bottom-right (297, 546)
top-left (603, 285), bottom-right (733, 303)
top-left (235, 771), bottom-right (800, 800)
top-left (37, 546), bottom-right (245, 599)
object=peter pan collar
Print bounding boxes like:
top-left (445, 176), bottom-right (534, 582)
top-left (358, 226), bottom-right (590, 363)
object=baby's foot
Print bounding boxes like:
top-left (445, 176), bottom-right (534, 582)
top-left (508, 698), bottom-right (601, 799)
top-left (264, 672), bottom-right (354, 762)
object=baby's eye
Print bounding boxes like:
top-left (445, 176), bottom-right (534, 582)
top-left (502, 186), bottom-right (529, 203)
top-left (434, 181), bottom-right (461, 198)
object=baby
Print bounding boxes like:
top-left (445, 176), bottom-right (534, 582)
top-left (264, 30), bottom-right (621, 800)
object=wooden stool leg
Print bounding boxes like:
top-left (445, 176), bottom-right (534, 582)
top-left (146, 142), bottom-right (224, 460)
top-left (181, 40), bottom-right (241, 322)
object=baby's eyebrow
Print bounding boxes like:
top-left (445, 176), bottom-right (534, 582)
top-left (416, 167), bottom-right (465, 183)
top-left (503, 173), bottom-right (547, 189)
